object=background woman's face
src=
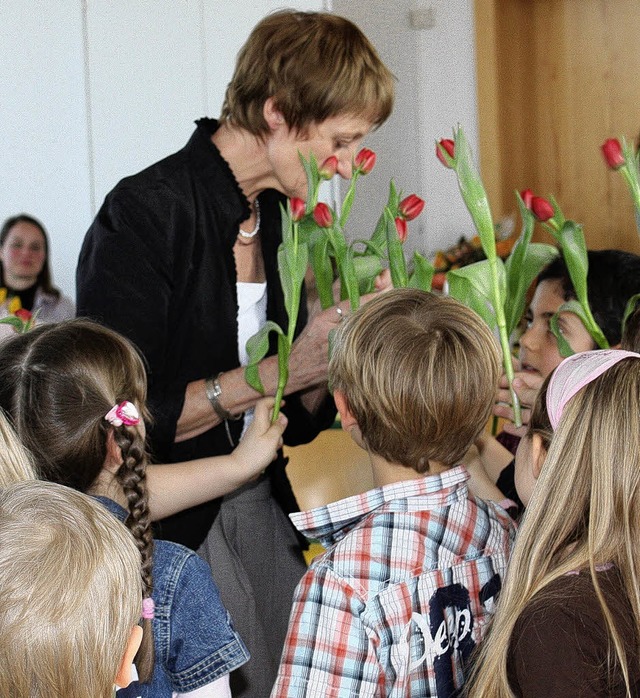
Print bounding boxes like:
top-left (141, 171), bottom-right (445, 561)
top-left (0, 222), bottom-right (46, 288)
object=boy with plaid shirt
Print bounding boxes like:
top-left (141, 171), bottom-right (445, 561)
top-left (271, 289), bottom-right (517, 697)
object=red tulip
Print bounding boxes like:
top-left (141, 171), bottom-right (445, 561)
top-left (394, 217), bottom-right (408, 243)
top-left (436, 139), bottom-right (455, 168)
top-left (530, 196), bottom-right (554, 222)
top-left (312, 202), bottom-right (333, 228)
top-left (601, 138), bottom-right (625, 170)
top-left (14, 308), bottom-right (32, 322)
top-left (354, 148), bottom-right (376, 175)
top-left (520, 189), bottom-right (534, 209)
top-left (319, 156), bottom-right (339, 180)
top-left (290, 197), bottom-right (306, 222)
top-left (398, 194), bottom-right (425, 221)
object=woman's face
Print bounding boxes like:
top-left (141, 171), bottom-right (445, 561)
top-left (519, 279), bottom-right (596, 380)
top-left (265, 112), bottom-right (373, 200)
top-left (0, 221), bottom-right (47, 289)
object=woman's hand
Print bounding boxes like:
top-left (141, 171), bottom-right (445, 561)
top-left (231, 398), bottom-right (288, 477)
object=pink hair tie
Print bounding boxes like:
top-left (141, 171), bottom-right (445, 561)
top-left (142, 597), bottom-right (155, 620)
top-left (547, 349), bottom-right (640, 429)
top-left (104, 401), bottom-right (140, 427)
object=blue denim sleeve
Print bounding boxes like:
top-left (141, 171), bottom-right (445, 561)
top-left (159, 546), bottom-right (250, 692)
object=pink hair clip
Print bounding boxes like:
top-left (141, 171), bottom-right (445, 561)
top-left (142, 597), bottom-right (155, 620)
top-left (104, 401), bottom-right (140, 427)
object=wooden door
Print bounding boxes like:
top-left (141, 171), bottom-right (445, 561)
top-left (475, 0), bottom-right (640, 252)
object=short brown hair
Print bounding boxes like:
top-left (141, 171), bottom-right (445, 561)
top-left (220, 10), bottom-right (395, 135)
top-left (329, 289), bottom-right (501, 472)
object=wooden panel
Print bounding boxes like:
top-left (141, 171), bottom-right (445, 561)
top-left (475, 0), bottom-right (640, 252)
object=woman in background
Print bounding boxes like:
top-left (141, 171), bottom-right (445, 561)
top-left (0, 213), bottom-right (74, 323)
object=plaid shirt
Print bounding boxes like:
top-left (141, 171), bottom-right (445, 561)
top-left (271, 466), bottom-right (516, 698)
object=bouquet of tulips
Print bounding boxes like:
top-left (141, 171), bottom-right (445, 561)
top-left (602, 136), bottom-right (640, 235)
top-left (244, 148), bottom-right (428, 420)
top-left (0, 289), bottom-right (35, 333)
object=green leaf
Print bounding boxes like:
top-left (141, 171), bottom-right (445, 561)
top-left (340, 248), bottom-right (361, 310)
top-left (300, 152), bottom-right (321, 207)
top-left (556, 220), bottom-right (608, 348)
top-left (453, 126), bottom-right (496, 259)
top-left (504, 242), bottom-right (559, 337)
top-left (622, 293), bottom-right (640, 337)
top-left (353, 254), bottom-right (383, 283)
top-left (309, 235), bottom-right (335, 310)
top-left (339, 175), bottom-right (359, 227)
top-left (408, 251), bottom-right (434, 291)
top-left (244, 321), bottom-right (285, 393)
top-left (384, 208), bottom-right (408, 288)
top-left (0, 316), bottom-right (28, 332)
top-left (277, 238), bottom-right (308, 314)
top-left (550, 300), bottom-right (609, 357)
top-left (447, 267), bottom-right (497, 330)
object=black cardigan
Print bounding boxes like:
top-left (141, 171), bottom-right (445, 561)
top-left (77, 119), bottom-right (335, 549)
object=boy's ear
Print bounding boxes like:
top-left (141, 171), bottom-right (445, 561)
top-left (263, 97), bottom-right (285, 130)
top-left (103, 430), bottom-right (123, 474)
top-left (531, 433), bottom-right (547, 480)
top-left (115, 625), bottom-right (143, 688)
top-left (334, 389), bottom-right (358, 432)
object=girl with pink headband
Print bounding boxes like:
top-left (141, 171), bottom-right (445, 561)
top-left (468, 349), bottom-right (640, 696)
top-left (0, 318), bottom-right (287, 697)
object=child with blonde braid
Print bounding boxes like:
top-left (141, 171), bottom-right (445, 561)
top-left (467, 350), bottom-right (640, 697)
top-left (0, 318), bottom-right (287, 697)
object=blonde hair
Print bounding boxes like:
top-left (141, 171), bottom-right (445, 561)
top-left (0, 480), bottom-right (141, 698)
top-left (0, 410), bottom-right (37, 486)
top-left (0, 319), bottom-right (156, 681)
top-left (329, 289), bottom-right (501, 471)
top-left (220, 10), bottom-right (395, 136)
top-left (467, 358), bottom-right (640, 697)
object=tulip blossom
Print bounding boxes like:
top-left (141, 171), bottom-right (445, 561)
top-left (313, 202), bottom-right (333, 228)
top-left (319, 156), bottom-right (339, 180)
top-left (394, 217), bottom-right (408, 243)
top-left (354, 148), bottom-right (376, 175)
top-left (601, 138), bottom-right (625, 170)
top-left (530, 196), bottom-right (554, 222)
top-left (398, 194), bottom-right (425, 221)
top-left (520, 189), bottom-right (534, 209)
top-left (436, 139), bottom-right (455, 168)
top-left (14, 308), bottom-right (32, 322)
top-left (290, 197), bottom-right (306, 222)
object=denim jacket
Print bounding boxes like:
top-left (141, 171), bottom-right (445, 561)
top-left (96, 497), bottom-right (249, 696)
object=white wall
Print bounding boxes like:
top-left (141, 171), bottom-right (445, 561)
top-left (332, 0), bottom-right (480, 260)
top-left (1, 0), bottom-right (323, 299)
top-left (1, 0), bottom-right (478, 299)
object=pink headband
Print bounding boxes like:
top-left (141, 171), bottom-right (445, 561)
top-left (104, 401), bottom-right (140, 427)
top-left (546, 349), bottom-right (640, 429)
top-left (142, 597), bottom-right (155, 620)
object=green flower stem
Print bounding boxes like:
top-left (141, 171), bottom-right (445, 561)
top-left (273, 220), bottom-right (302, 422)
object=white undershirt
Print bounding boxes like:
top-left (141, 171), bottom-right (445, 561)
top-left (236, 281), bottom-right (268, 436)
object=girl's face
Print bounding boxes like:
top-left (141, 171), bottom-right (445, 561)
top-left (519, 279), bottom-right (595, 380)
top-left (0, 221), bottom-right (47, 289)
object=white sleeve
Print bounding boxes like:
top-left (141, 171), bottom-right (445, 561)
top-left (172, 674), bottom-right (231, 698)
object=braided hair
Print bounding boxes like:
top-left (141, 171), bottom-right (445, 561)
top-left (0, 318), bottom-right (156, 682)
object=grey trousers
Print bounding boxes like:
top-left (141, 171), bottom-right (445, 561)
top-left (198, 475), bottom-right (307, 698)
